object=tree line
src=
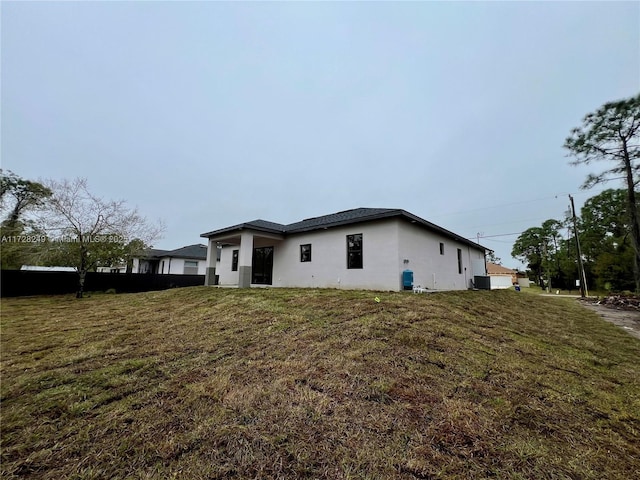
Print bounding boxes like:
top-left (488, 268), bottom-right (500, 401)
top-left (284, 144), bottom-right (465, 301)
top-left (511, 188), bottom-right (636, 292)
top-left (513, 92), bottom-right (639, 293)
top-left (1, 173), bottom-right (164, 298)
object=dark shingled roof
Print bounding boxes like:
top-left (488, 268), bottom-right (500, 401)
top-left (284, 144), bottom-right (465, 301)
top-left (286, 208), bottom-right (398, 232)
top-left (201, 208), bottom-right (487, 251)
top-left (164, 244), bottom-right (208, 260)
top-left (143, 248), bottom-right (171, 258)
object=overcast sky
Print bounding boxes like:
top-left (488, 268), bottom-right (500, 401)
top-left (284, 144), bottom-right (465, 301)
top-left (2, 1), bottom-right (638, 268)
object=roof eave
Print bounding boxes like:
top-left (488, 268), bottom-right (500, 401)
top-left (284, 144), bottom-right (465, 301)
top-left (201, 223), bottom-right (285, 239)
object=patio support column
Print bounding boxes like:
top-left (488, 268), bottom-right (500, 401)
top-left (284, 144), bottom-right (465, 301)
top-left (238, 231), bottom-right (254, 288)
top-left (204, 239), bottom-right (217, 286)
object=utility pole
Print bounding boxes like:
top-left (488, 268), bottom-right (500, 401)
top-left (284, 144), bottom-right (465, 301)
top-left (569, 195), bottom-right (588, 298)
top-left (542, 240), bottom-right (550, 293)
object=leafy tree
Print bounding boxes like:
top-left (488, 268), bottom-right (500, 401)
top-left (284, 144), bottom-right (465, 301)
top-left (511, 226), bottom-right (544, 286)
top-left (512, 189), bottom-right (637, 292)
top-left (0, 170), bottom-right (52, 228)
top-left (579, 189), bottom-right (637, 291)
top-left (540, 219), bottom-right (564, 281)
top-left (580, 189), bottom-right (630, 260)
top-left (564, 93), bottom-right (640, 291)
top-left (39, 178), bottom-right (164, 298)
top-left (486, 251), bottom-right (502, 264)
top-left (0, 170), bottom-right (52, 269)
top-left (512, 220), bottom-right (566, 289)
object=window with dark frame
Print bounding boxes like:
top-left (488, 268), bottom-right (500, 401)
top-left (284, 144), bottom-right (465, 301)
top-left (347, 234), bottom-right (363, 269)
top-left (439, 242), bottom-right (444, 255)
top-left (300, 244), bottom-right (311, 262)
top-left (231, 249), bottom-right (239, 271)
top-left (457, 248), bottom-right (462, 274)
top-left (184, 260), bottom-right (198, 275)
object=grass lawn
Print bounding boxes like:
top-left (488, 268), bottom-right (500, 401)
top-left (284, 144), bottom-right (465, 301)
top-left (1, 287), bottom-right (639, 479)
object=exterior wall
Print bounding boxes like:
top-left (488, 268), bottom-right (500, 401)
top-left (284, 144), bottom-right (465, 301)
top-left (272, 219), bottom-right (400, 290)
top-left (218, 247), bottom-right (240, 286)
top-left (157, 257), bottom-right (206, 275)
top-left (397, 222), bottom-right (486, 290)
top-left (210, 219), bottom-right (486, 291)
top-left (195, 259), bottom-right (207, 275)
top-left (132, 258), bottom-right (156, 274)
top-left (517, 277), bottom-right (531, 288)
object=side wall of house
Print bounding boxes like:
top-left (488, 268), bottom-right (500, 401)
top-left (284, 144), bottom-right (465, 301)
top-left (158, 257), bottom-right (182, 275)
top-left (397, 222), bottom-right (486, 290)
top-left (195, 259), bottom-right (207, 275)
top-left (272, 218), bottom-right (401, 290)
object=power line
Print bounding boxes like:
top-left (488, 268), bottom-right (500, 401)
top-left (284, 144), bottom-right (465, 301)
top-left (466, 216), bottom-right (558, 230)
top-left (466, 232), bottom-right (524, 240)
top-left (481, 238), bottom-right (521, 244)
top-left (428, 187), bottom-right (611, 219)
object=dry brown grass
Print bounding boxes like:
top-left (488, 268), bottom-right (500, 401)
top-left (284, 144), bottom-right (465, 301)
top-left (1, 287), bottom-right (639, 479)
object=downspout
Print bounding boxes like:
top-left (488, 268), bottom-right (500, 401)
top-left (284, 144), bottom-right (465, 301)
top-left (467, 245), bottom-right (473, 288)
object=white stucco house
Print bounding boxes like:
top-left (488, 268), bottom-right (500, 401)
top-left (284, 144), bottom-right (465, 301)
top-left (486, 262), bottom-right (517, 289)
top-left (200, 208), bottom-right (488, 291)
top-left (132, 244), bottom-right (209, 275)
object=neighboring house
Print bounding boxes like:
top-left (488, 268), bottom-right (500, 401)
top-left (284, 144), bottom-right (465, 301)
top-left (96, 265), bottom-right (127, 273)
top-left (200, 208), bottom-right (488, 291)
top-left (20, 266), bottom-right (76, 272)
top-left (132, 244), bottom-right (209, 275)
top-left (486, 262), bottom-right (517, 289)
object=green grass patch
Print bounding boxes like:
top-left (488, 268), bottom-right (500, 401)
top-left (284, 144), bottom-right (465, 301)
top-left (1, 287), bottom-right (639, 479)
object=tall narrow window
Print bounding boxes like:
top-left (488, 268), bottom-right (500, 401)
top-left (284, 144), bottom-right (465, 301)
top-left (457, 248), bottom-right (462, 274)
top-left (231, 249), bottom-right (239, 271)
top-left (347, 234), bottom-right (363, 269)
top-left (439, 242), bottom-right (444, 255)
top-left (300, 244), bottom-right (311, 262)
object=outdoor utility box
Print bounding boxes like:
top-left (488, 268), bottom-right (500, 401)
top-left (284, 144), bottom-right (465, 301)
top-left (474, 275), bottom-right (491, 290)
top-left (402, 269), bottom-right (413, 290)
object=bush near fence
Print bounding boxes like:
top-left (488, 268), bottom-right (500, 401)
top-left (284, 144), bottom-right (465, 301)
top-left (1, 270), bottom-right (205, 297)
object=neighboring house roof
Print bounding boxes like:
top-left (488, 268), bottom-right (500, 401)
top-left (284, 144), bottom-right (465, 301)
top-left (486, 263), bottom-right (516, 275)
top-left (160, 244), bottom-right (208, 260)
top-left (143, 248), bottom-right (171, 258)
top-left (138, 244), bottom-right (207, 261)
top-left (201, 208), bottom-right (488, 251)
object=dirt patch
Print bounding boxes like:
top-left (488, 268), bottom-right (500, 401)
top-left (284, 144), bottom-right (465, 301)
top-left (578, 300), bottom-right (640, 340)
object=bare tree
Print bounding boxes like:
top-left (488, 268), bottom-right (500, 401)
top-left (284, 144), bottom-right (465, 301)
top-left (40, 178), bottom-right (164, 298)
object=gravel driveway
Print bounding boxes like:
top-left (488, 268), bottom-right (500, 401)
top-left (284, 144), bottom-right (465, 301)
top-left (578, 301), bottom-right (640, 340)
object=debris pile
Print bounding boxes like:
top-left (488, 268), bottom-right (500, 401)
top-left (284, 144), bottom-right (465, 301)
top-left (590, 294), bottom-right (640, 311)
